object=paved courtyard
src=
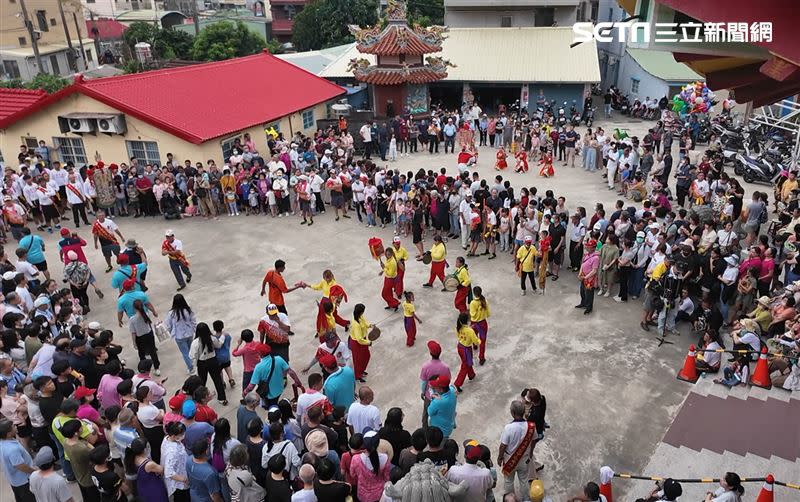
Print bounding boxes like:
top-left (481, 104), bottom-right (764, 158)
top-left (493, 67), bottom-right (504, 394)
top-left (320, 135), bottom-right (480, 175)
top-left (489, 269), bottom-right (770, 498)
top-left (3, 115), bottom-right (789, 501)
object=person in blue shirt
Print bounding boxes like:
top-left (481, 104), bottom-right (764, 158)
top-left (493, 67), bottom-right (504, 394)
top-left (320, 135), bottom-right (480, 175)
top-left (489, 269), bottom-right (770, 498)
top-left (243, 346), bottom-right (304, 408)
top-left (18, 228), bottom-right (48, 280)
top-left (186, 439), bottom-right (222, 502)
top-left (212, 320), bottom-right (235, 388)
top-left (320, 353), bottom-right (356, 409)
top-left (110, 254), bottom-right (147, 292)
top-left (443, 119), bottom-right (457, 153)
top-left (426, 374), bottom-right (457, 438)
top-left (0, 419), bottom-right (36, 502)
top-left (116, 283), bottom-right (157, 326)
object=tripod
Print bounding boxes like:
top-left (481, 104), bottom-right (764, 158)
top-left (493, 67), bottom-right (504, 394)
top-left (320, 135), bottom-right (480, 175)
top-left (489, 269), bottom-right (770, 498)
top-left (654, 296), bottom-right (677, 346)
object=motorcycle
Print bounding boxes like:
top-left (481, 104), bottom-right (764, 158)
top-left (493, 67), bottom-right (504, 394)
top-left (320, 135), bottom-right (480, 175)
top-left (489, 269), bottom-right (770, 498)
top-left (734, 145), bottom-right (782, 185)
top-left (584, 107), bottom-right (595, 127)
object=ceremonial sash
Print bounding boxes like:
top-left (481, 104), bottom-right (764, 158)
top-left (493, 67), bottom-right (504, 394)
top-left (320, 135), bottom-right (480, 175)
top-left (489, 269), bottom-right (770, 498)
top-left (3, 206), bottom-right (24, 225)
top-left (162, 240), bottom-right (190, 268)
top-left (92, 220), bottom-right (118, 245)
top-left (67, 184), bottom-right (85, 202)
top-left (502, 421), bottom-right (536, 476)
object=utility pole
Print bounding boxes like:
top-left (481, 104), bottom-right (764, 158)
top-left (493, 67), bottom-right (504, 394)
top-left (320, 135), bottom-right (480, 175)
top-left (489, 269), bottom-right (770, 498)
top-left (72, 11), bottom-right (88, 70)
top-left (191, 0), bottom-right (200, 36)
top-left (18, 0), bottom-right (45, 75)
top-left (57, 0), bottom-right (78, 72)
top-left (89, 10), bottom-right (101, 64)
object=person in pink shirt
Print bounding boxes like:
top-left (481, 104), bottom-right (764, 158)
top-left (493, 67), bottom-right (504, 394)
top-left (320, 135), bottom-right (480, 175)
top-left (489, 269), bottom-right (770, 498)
top-left (349, 430), bottom-right (391, 502)
top-left (739, 246), bottom-right (762, 277)
top-left (577, 239), bottom-right (600, 315)
top-left (757, 247), bottom-right (775, 296)
top-left (419, 340), bottom-right (451, 430)
top-left (75, 386), bottom-right (104, 438)
top-left (232, 329), bottom-right (264, 390)
top-left (97, 359), bottom-right (124, 410)
top-left (163, 393), bottom-right (186, 429)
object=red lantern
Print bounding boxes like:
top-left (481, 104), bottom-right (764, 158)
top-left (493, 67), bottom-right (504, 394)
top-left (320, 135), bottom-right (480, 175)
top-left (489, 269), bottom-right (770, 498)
top-left (368, 237), bottom-right (384, 260)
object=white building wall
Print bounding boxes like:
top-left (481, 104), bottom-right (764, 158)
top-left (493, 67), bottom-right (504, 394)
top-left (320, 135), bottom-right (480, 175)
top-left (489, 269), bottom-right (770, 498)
top-left (616, 52), bottom-right (668, 102)
top-left (444, 10), bottom-right (536, 27)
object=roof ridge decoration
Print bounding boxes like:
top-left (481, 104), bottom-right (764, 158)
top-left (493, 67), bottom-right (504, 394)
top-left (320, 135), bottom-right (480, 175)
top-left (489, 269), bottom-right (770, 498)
top-left (347, 0), bottom-right (447, 56)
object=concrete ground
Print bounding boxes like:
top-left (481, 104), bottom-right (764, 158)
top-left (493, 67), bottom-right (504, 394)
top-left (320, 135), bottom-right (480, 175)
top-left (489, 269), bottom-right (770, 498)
top-left (1, 115), bottom-right (788, 501)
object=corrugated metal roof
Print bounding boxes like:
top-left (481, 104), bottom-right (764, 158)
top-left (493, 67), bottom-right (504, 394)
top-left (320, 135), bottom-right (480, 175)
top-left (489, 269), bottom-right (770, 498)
top-left (627, 48), bottom-right (703, 82)
top-left (276, 44), bottom-right (355, 75)
top-left (0, 88), bottom-right (48, 126)
top-left (320, 27), bottom-right (600, 83)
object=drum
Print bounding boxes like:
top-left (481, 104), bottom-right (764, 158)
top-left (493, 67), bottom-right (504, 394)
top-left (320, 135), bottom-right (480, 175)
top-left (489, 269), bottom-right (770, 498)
top-left (444, 276), bottom-right (459, 292)
top-left (367, 326), bottom-right (381, 341)
top-left (422, 251), bottom-right (432, 264)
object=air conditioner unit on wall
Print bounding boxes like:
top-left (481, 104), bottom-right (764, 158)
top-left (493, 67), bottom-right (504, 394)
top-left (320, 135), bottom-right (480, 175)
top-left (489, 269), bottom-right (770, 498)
top-left (67, 118), bottom-right (95, 133)
top-left (97, 115), bottom-right (127, 134)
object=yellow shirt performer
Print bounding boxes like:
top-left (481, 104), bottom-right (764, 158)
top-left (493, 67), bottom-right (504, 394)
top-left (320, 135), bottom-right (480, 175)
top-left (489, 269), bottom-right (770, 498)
top-left (307, 269), bottom-right (338, 298)
top-left (402, 291), bottom-right (422, 347)
top-left (349, 303), bottom-right (374, 382)
top-left (392, 236), bottom-right (409, 296)
top-left (454, 312), bottom-right (481, 392)
top-left (515, 236), bottom-right (539, 295)
top-left (423, 235), bottom-right (447, 289)
top-left (379, 248), bottom-right (401, 310)
top-left (468, 286), bottom-right (491, 365)
top-left (453, 256), bottom-right (472, 313)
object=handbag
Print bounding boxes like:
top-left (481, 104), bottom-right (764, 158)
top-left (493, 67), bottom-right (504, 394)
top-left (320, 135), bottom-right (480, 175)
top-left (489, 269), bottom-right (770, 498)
top-left (154, 321), bottom-right (170, 343)
top-left (235, 475), bottom-right (266, 502)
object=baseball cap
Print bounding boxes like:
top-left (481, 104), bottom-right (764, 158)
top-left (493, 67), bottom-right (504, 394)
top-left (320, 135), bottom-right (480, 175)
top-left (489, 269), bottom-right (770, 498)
top-left (87, 321), bottom-right (102, 331)
top-left (33, 296), bottom-right (50, 308)
top-left (255, 343), bottom-right (271, 357)
top-left (584, 239), bottom-right (598, 249)
top-left (117, 253), bottom-right (129, 265)
top-left (182, 399), bottom-right (197, 418)
top-left (73, 386), bottom-right (96, 400)
top-left (318, 352), bottom-right (337, 369)
top-left (392, 236), bottom-right (401, 243)
top-left (60, 228), bottom-right (70, 236)
top-left (362, 429), bottom-right (380, 449)
top-left (2, 196), bottom-right (11, 202)
top-left (2, 271), bottom-right (16, 281)
top-left (169, 394), bottom-right (186, 411)
top-left (524, 235), bottom-right (533, 243)
top-left (427, 340), bottom-right (442, 357)
top-left (267, 304), bottom-right (279, 315)
top-left (636, 231), bottom-right (646, 239)
top-left (165, 229), bottom-right (174, 236)
top-left (33, 446), bottom-right (56, 467)
top-left (465, 442), bottom-right (483, 462)
top-left (430, 374), bottom-right (450, 388)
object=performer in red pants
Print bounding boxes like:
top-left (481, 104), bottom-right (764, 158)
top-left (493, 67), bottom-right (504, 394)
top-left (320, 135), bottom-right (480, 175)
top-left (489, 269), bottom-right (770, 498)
top-left (423, 235), bottom-right (447, 289)
top-left (469, 286), bottom-right (490, 365)
top-left (392, 236), bottom-right (409, 297)
top-left (453, 312), bottom-right (481, 392)
top-left (453, 256), bottom-right (471, 313)
top-left (379, 247), bottom-right (400, 310)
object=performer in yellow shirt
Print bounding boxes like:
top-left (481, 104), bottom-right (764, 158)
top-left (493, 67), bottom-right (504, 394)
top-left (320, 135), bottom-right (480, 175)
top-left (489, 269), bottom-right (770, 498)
top-left (453, 256), bottom-right (471, 313)
top-left (307, 269), bottom-right (338, 298)
top-left (454, 312), bottom-right (481, 392)
top-left (515, 235), bottom-right (539, 295)
top-left (469, 286), bottom-right (490, 365)
top-left (402, 291), bottom-right (422, 347)
top-left (349, 303), bottom-right (373, 382)
top-left (379, 247), bottom-right (400, 310)
top-left (423, 235), bottom-right (447, 289)
top-left (392, 236), bottom-right (409, 297)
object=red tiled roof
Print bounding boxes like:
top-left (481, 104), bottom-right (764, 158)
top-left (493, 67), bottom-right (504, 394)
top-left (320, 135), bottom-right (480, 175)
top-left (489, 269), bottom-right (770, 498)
top-left (354, 66), bottom-right (447, 85)
top-left (74, 51), bottom-right (344, 144)
top-left (357, 25), bottom-right (443, 56)
top-left (87, 18), bottom-right (128, 40)
top-left (0, 88), bottom-right (49, 128)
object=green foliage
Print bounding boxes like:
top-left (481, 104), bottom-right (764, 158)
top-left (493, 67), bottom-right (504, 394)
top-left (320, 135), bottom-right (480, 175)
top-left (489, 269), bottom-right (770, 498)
top-left (407, 0), bottom-right (444, 25)
top-left (191, 20), bottom-right (266, 61)
top-left (122, 59), bottom-right (144, 74)
top-left (0, 74), bottom-right (69, 93)
top-left (122, 21), bottom-right (194, 60)
top-left (292, 0), bottom-right (379, 51)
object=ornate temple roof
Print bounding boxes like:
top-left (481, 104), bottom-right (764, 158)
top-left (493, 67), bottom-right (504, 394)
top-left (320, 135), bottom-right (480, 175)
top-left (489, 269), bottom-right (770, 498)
top-left (347, 56), bottom-right (453, 85)
top-left (347, 0), bottom-right (446, 56)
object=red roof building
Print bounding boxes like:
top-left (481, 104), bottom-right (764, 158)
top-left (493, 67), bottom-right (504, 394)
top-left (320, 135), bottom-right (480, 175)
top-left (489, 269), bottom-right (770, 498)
top-left (86, 19), bottom-right (128, 40)
top-left (348, 0), bottom-right (451, 117)
top-left (0, 89), bottom-right (49, 128)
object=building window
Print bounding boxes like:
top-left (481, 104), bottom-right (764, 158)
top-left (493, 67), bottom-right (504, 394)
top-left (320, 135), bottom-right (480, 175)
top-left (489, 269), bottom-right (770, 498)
top-left (500, 16), bottom-right (512, 27)
top-left (301, 109), bottom-right (314, 129)
top-left (126, 141), bottom-right (161, 166)
top-left (631, 78), bottom-right (640, 94)
top-left (22, 137), bottom-right (38, 149)
top-left (2, 60), bottom-right (21, 79)
top-left (53, 137), bottom-right (87, 165)
top-left (85, 49), bottom-right (93, 63)
top-left (50, 18), bottom-right (57, 26)
top-left (533, 7), bottom-right (554, 27)
top-left (49, 55), bottom-right (60, 75)
top-left (18, 37), bottom-right (26, 47)
top-left (220, 136), bottom-right (242, 162)
top-left (36, 10), bottom-right (49, 32)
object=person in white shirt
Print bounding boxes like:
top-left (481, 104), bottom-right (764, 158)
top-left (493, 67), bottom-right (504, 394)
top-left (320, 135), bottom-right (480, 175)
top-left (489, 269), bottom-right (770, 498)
top-left (499, 401), bottom-right (536, 499)
top-left (295, 374), bottom-right (332, 426)
top-left (14, 273), bottom-right (34, 312)
top-left (351, 176), bottom-right (366, 223)
top-left (36, 177), bottom-right (60, 232)
top-left (291, 464), bottom-right (317, 502)
top-left (309, 171), bottom-right (325, 214)
top-left (360, 122), bottom-right (373, 160)
top-left (445, 443), bottom-right (494, 502)
top-left (459, 194), bottom-right (473, 249)
top-left (346, 386), bottom-right (381, 435)
top-left (162, 229), bottom-right (192, 291)
top-left (64, 173), bottom-right (90, 228)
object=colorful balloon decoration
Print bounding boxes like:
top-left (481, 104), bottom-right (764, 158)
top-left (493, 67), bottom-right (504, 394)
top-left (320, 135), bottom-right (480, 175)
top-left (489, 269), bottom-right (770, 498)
top-left (672, 81), bottom-right (715, 117)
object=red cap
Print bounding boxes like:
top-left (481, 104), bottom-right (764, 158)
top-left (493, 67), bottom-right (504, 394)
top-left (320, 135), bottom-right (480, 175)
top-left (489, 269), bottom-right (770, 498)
top-left (465, 444), bottom-right (483, 462)
top-left (584, 239), bottom-right (598, 249)
top-left (427, 340), bottom-right (442, 357)
top-left (430, 374), bottom-right (450, 388)
top-left (168, 393), bottom-right (186, 411)
top-left (255, 343), bottom-right (272, 357)
top-left (60, 228), bottom-right (70, 237)
top-left (318, 352), bottom-right (337, 369)
top-left (109, 163), bottom-right (118, 170)
top-left (73, 386), bottom-right (96, 399)
top-left (117, 254), bottom-right (129, 265)
top-left (329, 285), bottom-right (348, 303)
top-left (96, 161), bottom-right (105, 168)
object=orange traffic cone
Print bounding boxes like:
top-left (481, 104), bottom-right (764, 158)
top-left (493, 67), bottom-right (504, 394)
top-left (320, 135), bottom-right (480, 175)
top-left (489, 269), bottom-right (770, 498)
top-left (677, 344), bottom-right (699, 383)
top-left (756, 474), bottom-right (774, 502)
top-left (751, 347), bottom-right (772, 389)
top-left (599, 466), bottom-right (614, 502)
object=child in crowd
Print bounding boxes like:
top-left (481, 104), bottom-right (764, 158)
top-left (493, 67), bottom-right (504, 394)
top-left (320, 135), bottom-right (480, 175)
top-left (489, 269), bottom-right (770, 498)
top-left (225, 188), bottom-right (239, 216)
top-left (714, 354), bottom-right (750, 387)
top-left (365, 196), bottom-right (376, 228)
top-left (498, 208), bottom-right (511, 252)
top-left (213, 320), bottom-right (235, 388)
top-left (389, 134), bottom-right (398, 161)
top-left (248, 187), bottom-right (260, 215)
top-left (183, 192), bottom-right (198, 217)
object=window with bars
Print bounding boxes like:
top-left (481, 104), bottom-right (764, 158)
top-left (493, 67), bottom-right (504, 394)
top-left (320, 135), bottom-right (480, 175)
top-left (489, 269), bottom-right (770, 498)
top-left (53, 137), bottom-right (87, 165)
top-left (22, 137), bottom-right (38, 149)
top-left (631, 78), bottom-right (640, 94)
top-left (221, 135), bottom-right (242, 162)
top-left (302, 109), bottom-right (314, 129)
top-left (3, 60), bottom-right (21, 79)
top-left (36, 10), bottom-right (49, 32)
top-left (126, 140), bottom-right (161, 166)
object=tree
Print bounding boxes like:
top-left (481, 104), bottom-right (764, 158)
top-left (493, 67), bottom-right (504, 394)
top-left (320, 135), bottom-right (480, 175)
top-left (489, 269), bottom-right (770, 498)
top-left (292, 0), bottom-right (379, 51)
top-left (191, 20), bottom-right (266, 61)
top-left (407, 0), bottom-right (444, 26)
top-left (122, 21), bottom-right (194, 60)
top-left (0, 74), bottom-right (69, 93)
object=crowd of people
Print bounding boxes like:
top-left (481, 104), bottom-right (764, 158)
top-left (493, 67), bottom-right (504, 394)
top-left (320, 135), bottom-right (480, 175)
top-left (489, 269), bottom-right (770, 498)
top-left (0, 93), bottom-right (796, 502)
